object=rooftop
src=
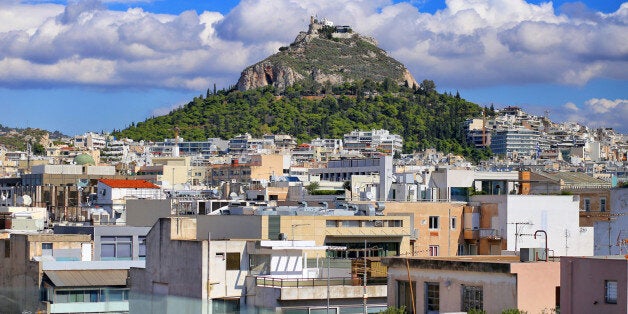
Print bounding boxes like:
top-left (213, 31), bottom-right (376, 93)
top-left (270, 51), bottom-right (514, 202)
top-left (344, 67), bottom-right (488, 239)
top-left (99, 179), bottom-right (160, 189)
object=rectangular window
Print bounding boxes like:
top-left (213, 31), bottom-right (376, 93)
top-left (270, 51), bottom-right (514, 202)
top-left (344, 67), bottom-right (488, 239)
top-left (429, 245), bottom-right (439, 256)
top-left (600, 198), bottom-right (607, 212)
top-left (429, 216), bottom-right (439, 230)
top-left (326, 220), bottom-right (338, 227)
top-left (56, 290), bottom-right (69, 303)
top-left (458, 244), bottom-right (465, 256)
top-left (4, 240), bottom-right (10, 258)
top-left (584, 198), bottom-right (591, 211)
top-left (226, 252), bottom-right (240, 270)
top-left (101, 243), bottom-right (115, 259)
top-left (117, 243), bottom-right (132, 260)
top-left (100, 236), bottom-right (133, 260)
top-left (606, 280), bottom-right (618, 304)
top-left (450, 217), bottom-right (457, 230)
top-left (138, 236), bottom-right (146, 260)
top-left (425, 282), bottom-right (439, 313)
top-left (462, 285), bottom-right (483, 311)
top-left (42, 243), bottom-right (53, 256)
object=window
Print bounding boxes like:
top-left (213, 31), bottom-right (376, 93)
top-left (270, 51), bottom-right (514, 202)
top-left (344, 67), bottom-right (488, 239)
top-left (429, 216), bottom-right (439, 230)
top-left (425, 282), bottom-right (439, 313)
top-left (462, 285), bottom-right (483, 311)
top-left (458, 244), bottom-right (465, 256)
top-left (429, 245), bottom-right (439, 256)
top-left (249, 254), bottom-right (271, 275)
top-left (450, 217), bottom-right (457, 230)
top-left (42, 243), bottom-right (53, 256)
top-left (226, 252), bottom-right (240, 270)
top-left (55, 289), bottom-right (128, 304)
top-left (100, 236), bottom-right (133, 260)
top-left (138, 236), bottom-right (146, 260)
top-left (605, 280), bottom-right (617, 304)
top-left (600, 198), bottom-right (607, 212)
top-left (584, 198), bottom-right (591, 211)
top-left (326, 220), bottom-right (339, 227)
top-left (4, 240), bottom-right (9, 258)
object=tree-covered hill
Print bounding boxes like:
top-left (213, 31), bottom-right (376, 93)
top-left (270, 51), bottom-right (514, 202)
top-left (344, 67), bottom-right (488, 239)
top-left (113, 80), bottom-right (491, 162)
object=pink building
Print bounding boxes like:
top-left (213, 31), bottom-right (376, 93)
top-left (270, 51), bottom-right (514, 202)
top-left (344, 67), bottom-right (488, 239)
top-left (561, 256), bottom-right (627, 314)
top-left (383, 255), bottom-right (560, 314)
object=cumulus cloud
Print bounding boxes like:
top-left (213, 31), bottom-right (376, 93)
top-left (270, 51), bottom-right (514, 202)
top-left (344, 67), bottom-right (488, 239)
top-left (0, 0), bottom-right (626, 91)
top-left (556, 98), bottom-right (628, 131)
top-left (563, 102), bottom-right (579, 111)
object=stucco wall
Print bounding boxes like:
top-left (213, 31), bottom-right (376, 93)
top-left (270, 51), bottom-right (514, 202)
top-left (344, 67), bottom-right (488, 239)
top-left (387, 263), bottom-right (517, 314)
top-left (561, 257), bottom-right (628, 314)
top-left (384, 202), bottom-right (464, 257)
top-left (511, 261), bottom-right (560, 313)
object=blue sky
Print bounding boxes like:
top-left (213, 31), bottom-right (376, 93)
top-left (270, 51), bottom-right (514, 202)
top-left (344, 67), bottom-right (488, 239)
top-left (0, 0), bottom-right (626, 135)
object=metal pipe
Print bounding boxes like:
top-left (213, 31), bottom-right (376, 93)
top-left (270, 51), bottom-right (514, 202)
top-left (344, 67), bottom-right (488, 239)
top-left (534, 230), bottom-right (548, 262)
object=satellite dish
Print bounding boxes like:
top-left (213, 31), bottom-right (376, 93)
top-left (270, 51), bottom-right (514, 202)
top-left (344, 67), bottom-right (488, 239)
top-left (229, 192), bottom-right (238, 200)
top-left (17, 195), bottom-right (32, 206)
top-left (365, 192), bottom-right (374, 201)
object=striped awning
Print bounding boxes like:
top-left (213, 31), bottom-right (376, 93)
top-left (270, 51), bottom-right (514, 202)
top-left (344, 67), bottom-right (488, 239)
top-left (44, 270), bottom-right (128, 287)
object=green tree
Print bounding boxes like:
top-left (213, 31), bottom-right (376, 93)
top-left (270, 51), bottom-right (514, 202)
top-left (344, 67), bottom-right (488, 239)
top-left (306, 182), bottom-right (320, 194)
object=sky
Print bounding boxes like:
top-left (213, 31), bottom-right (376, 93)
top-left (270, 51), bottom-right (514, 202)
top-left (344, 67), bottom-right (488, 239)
top-left (0, 0), bottom-right (626, 136)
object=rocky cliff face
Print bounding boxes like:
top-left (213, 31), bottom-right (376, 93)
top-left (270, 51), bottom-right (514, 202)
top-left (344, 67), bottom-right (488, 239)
top-left (236, 23), bottom-right (417, 92)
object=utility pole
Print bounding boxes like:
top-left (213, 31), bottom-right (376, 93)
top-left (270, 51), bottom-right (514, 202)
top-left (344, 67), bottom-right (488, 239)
top-left (291, 224), bottom-right (309, 246)
top-left (363, 239), bottom-right (367, 314)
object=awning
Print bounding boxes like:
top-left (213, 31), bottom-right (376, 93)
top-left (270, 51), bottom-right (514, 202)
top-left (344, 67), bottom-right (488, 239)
top-left (44, 270), bottom-right (128, 287)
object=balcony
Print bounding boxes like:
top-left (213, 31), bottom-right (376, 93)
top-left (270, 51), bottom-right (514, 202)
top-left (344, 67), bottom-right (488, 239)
top-left (254, 276), bottom-right (387, 301)
top-left (464, 228), bottom-right (501, 240)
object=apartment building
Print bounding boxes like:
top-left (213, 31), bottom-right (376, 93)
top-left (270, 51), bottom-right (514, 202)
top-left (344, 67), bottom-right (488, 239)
top-left (383, 255), bottom-right (560, 314)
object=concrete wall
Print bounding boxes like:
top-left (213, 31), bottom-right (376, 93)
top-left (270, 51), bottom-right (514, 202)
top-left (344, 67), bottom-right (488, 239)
top-left (511, 261), bottom-right (560, 313)
top-left (195, 215), bottom-right (263, 240)
top-left (129, 218), bottom-right (205, 300)
top-left (384, 202), bottom-right (464, 257)
top-left (207, 240), bottom-right (248, 299)
top-left (126, 199), bottom-right (173, 227)
top-left (594, 188), bottom-right (628, 255)
top-left (471, 195), bottom-right (593, 256)
top-left (0, 234), bottom-right (91, 313)
top-left (386, 260), bottom-right (517, 314)
top-left (561, 257), bottom-right (628, 314)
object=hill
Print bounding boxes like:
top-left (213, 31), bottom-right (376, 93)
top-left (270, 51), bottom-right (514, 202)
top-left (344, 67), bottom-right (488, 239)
top-left (237, 17), bottom-right (416, 92)
top-left (0, 125), bottom-right (63, 154)
top-left (113, 81), bottom-right (491, 162)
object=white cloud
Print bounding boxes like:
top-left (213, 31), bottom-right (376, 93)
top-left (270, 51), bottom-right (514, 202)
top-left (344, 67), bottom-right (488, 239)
top-left (556, 98), bottom-right (628, 131)
top-left (563, 102), bottom-right (579, 111)
top-left (0, 0), bottom-right (626, 91)
top-left (585, 98), bottom-right (628, 114)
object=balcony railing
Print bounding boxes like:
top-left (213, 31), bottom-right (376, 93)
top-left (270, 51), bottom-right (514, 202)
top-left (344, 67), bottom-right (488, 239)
top-left (464, 228), bottom-right (501, 240)
top-left (255, 276), bottom-right (387, 288)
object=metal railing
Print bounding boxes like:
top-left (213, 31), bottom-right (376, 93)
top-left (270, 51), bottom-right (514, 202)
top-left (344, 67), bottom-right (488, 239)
top-left (255, 276), bottom-right (387, 288)
top-left (479, 228), bottom-right (500, 239)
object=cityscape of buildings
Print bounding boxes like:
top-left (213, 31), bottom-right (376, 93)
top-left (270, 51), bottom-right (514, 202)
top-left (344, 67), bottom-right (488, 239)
top-left (1, 106), bottom-right (627, 314)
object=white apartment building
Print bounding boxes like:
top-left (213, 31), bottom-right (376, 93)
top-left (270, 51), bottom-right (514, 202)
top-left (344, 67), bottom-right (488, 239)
top-left (343, 129), bottom-right (403, 155)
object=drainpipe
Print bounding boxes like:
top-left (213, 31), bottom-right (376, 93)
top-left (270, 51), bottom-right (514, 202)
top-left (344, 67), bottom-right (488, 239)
top-left (534, 230), bottom-right (548, 262)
